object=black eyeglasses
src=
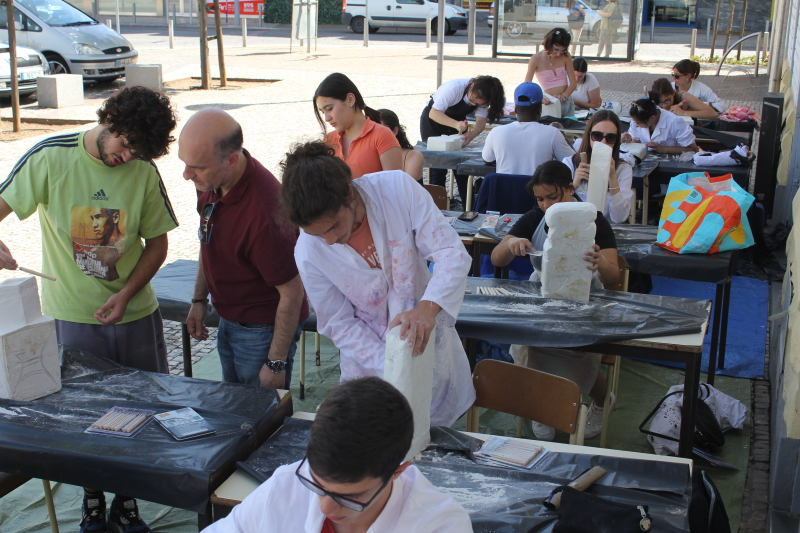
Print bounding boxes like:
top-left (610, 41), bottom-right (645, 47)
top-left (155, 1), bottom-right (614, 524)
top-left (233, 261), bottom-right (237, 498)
top-left (294, 457), bottom-right (392, 512)
top-left (590, 131), bottom-right (618, 144)
top-left (671, 72), bottom-right (685, 78)
top-left (198, 202), bottom-right (217, 244)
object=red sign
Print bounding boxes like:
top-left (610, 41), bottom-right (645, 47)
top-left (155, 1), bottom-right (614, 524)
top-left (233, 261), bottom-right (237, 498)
top-left (461, 0), bottom-right (492, 9)
top-left (206, 0), bottom-right (260, 15)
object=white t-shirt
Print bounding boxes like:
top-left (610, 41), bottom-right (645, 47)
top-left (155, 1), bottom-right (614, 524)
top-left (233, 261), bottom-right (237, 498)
top-left (572, 73), bottom-right (600, 105)
top-left (628, 108), bottom-right (696, 148)
top-left (482, 121), bottom-right (575, 175)
top-left (562, 155), bottom-right (634, 224)
top-left (202, 461), bottom-right (473, 533)
top-left (432, 78), bottom-right (489, 119)
top-left (678, 79), bottom-right (726, 113)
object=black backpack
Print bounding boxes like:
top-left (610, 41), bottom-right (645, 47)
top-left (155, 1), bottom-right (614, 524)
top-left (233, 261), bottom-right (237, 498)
top-left (688, 469), bottom-right (731, 533)
top-left (609, 2), bottom-right (623, 30)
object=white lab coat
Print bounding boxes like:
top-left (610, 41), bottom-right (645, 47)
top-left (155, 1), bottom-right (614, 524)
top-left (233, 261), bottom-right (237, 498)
top-left (202, 461), bottom-right (473, 533)
top-left (628, 108), bottom-right (696, 148)
top-left (677, 79), bottom-right (726, 113)
top-left (294, 171), bottom-right (475, 427)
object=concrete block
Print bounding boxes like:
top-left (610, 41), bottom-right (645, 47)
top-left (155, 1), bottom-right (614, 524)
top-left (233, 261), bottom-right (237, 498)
top-left (0, 277), bottom-right (42, 331)
top-left (37, 74), bottom-right (84, 108)
top-left (0, 317), bottom-right (61, 400)
top-left (426, 134), bottom-right (462, 151)
top-left (541, 202), bottom-right (596, 303)
top-left (124, 64), bottom-right (163, 92)
top-left (586, 141), bottom-right (612, 212)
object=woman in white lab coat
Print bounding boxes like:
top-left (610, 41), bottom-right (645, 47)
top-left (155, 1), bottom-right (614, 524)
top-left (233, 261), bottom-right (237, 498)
top-left (279, 141), bottom-right (475, 427)
top-left (621, 98), bottom-right (698, 154)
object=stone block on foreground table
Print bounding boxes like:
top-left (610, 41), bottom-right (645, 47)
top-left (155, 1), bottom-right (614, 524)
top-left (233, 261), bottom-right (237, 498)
top-left (0, 277), bottom-right (60, 400)
top-left (541, 203), bottom-right (596, 303)
top-left (37, 75), bottom-right (84, 108)
top-left (125, 64), bottom-right (163, 91)
top-left (426, 135), bottom-right (463, 151)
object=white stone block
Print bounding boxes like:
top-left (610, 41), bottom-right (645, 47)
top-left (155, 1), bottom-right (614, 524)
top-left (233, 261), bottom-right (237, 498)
top-left (426, 135), bottom-right (463, 151)
top-left (621, 143), bottom-right (648, 159)
top-left (384, 325), bottom-right (435, 461)
top-left (586, 142), bottom-right (612, 212)
top-left (0, 277), bottom-right (42, 331)
top-left (541, 203), bottom-right (596, 303)
top-left (541, 100), bottom-right (561, 118)
top-left (37, 75), bottom-right (84, 108)
top-left (124, 64), bottom-right (163, 92)
top-left (0, 317), bottom-right (61, 401)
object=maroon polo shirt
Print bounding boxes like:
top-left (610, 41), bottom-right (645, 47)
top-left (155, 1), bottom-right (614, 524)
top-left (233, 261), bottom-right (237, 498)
top-left (197, 150), bottom-right (309, 325)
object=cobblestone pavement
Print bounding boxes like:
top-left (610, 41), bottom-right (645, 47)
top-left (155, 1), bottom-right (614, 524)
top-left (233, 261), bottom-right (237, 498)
top-left (0, 39), bottom-right (770, 532)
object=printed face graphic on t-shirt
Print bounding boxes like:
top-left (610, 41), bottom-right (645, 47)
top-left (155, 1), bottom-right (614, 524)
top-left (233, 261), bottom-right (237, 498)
top-left (71, 206), bottom-right (127, 281)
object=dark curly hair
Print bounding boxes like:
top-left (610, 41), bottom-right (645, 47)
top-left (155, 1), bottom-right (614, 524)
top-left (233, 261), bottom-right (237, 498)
top-left (96, 86), bottom-right (177, 161)
top-left (280, 140), bottom-right (354, 227)
top-left (470, 75), bottom-right (506, 123)
top-left (377, 108), bottom-right (413, 150)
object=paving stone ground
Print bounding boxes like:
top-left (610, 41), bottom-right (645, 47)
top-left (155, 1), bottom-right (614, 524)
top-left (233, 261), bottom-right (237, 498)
top-left (0, 37), bottom-right (770, 532)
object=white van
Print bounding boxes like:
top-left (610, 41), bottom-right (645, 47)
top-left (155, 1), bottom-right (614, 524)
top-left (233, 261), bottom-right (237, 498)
top-left (0, 0), bottom-right (137, 82)
top-left (342, 0), bottom-right (469, 35)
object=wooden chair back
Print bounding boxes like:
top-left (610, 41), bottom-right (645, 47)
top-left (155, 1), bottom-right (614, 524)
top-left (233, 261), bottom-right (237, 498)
top-left (602, 254), bottom-right (628, 292)
top-left (423, 184), bottom-right (448, 209)
top-left (472, 359), bottom-right (582, 435)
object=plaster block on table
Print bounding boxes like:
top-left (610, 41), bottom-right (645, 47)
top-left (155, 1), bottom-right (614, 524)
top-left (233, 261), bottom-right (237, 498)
top-left (0, 316), bottom-right (61, 401)
top-left (124, 64), bottom-right (163, 92)
top-left (541, 203), bottom-right (596, 303)
top-left (426, 135), bottom-right (463, 151)
top-left (544, 202), bottom-right (597, 227)
top-left (0, 277), bottom-right (42, 330)
top-left (621, 143), bottom-right (648, 159)
top-left (586, 142), bottom-right (612, 211)
top-left (384, 325), bottom-right (434, 461)
top-left (37, 75), bottom-right (84, 108)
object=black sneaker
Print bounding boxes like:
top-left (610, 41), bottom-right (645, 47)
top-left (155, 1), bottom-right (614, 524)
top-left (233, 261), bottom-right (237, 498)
top-left (80, 492), bottom-right (108, 533)
top-left (107, 497), bottom-right (152, 533)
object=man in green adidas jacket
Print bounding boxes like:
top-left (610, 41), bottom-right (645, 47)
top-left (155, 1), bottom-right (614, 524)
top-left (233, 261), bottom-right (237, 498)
top-left (0, 86), bottom-right (178, 533)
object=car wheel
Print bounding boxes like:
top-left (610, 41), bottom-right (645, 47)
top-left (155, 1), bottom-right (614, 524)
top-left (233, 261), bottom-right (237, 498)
top-left (350, 16), bottom-right (365, 33)
top-left (506, 21), bottom-right (524, 37)
top-left (45, 53), bottom-right (70, 75)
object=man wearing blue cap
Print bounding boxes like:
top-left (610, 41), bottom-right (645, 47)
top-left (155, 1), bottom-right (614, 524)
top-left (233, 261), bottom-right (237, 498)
top-left (482, 82), bottom-right (575, 176)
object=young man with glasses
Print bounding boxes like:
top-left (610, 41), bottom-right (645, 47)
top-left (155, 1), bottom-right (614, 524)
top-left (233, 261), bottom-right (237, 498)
top-left (180, 108), bottom-right (308, 391)
top-left (0, 86), bottom-right (178, 533)
top-left (203, 377), bottom-right (471, 533)
top-left (482, 82), bottom-right (575, 176)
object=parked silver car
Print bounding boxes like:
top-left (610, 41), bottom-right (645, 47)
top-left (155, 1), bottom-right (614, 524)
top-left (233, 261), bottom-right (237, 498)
top-left (0, 0), bottom-right (137, 81)
top-left (0, 41), bottom-right (49, 97)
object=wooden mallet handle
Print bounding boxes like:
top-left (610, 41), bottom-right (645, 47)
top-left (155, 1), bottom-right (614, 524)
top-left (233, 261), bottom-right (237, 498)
top-left (18, 267), bottom-right (57, 282)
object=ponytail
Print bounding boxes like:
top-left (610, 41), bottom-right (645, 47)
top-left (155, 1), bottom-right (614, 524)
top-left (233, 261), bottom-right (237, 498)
top-left (673, 59), bottom-right (700, 79)
top-left (377, 108), bottom-right (414, 150)
top-left (630, 97), bottom-right (659, 123)
top-left (363, 106), bottom-right (382, 124)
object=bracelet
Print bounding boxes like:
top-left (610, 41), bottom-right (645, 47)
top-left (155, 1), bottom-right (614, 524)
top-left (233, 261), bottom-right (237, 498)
top-left (191, 298), bottom-right (209, 305)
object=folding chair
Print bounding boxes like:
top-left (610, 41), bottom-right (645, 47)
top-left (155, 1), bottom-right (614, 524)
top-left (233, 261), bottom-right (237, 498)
top-left (465, 360), bottom-right (589, 445)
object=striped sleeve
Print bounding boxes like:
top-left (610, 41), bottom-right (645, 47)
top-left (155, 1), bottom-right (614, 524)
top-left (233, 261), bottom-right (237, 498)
top-left (138, 161), bottom-right (179, 239)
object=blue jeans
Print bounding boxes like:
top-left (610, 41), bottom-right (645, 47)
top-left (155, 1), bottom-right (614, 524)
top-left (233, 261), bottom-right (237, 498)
top-left (217, 318), bottom-right (303, 389)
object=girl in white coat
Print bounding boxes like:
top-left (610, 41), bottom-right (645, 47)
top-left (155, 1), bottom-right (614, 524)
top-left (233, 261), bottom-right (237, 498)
top-left (280, 141), bottom-right (475, 427)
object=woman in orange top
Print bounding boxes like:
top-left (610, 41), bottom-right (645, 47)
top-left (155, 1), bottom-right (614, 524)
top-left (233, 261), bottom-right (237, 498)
top-left (314, 73), bottom-right (402, 179)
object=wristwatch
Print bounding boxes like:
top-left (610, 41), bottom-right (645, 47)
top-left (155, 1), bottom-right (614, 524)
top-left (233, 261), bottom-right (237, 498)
top-left (191, 298), bottom-right (209, 305)
top-left (265, 359), bottom-right (287, 373)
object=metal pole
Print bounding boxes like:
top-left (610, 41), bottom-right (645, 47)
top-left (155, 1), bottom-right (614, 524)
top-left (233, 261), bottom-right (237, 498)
top-left (214, 0), bottom-right (226, 86)
top-left (106, 18), bottom-right (112, 27)
top-left (199, 0), bottom-right (210, 88)
top-left (115, 0), bottom-right (120, 33)
top-left (467, 0), bottom-right (475, 55)
top-left (690, 27), bottom-right (696, 57)
top-left (225, 2), bottom-right (228, 23)
top-left (755, 31), bottom-right (761, 77)
top-left (306, 0), bottom-right (310, 53)
top-left (259, 2), bottom-right (262, 27)
top-left (133, 3), bottom-right (137, 24)
top-left (189, 0), bottom-right (193, 24)
top-left (234, 0), bottom-right (239, 25)
top-left (426, 15), bottom-right (431, 48)
top-left (171, 2), bottom-right (176, 24)
top-left (169, 19), bottom-right (174, 47)
top-left (436, 0), bottom-right (444, 87)
top-left (93, 0), bottom-right (97, 16)
top-left (242, 17), bottom-right (246, 46)
top-left (706, 17), bottom-right (711, 43)
top-left (6, 0), bottom-right (20, 133)
top-left (764, 31), bottom-right (769, 54)
top-left (650, 13), bottom-right (654, 42)
top-left (363, 0), bottom-right (368, 47)
top-left (491, 0), bottom-right (498, 58)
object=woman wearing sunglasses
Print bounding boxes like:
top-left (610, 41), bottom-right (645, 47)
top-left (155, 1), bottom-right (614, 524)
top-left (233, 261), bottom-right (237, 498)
top-left (649, 78), bottom-right (718, 120)
top-left (672, 59), bottom-right (726, 113)
top-left (562, 110), bottom-right (632, 224)
top-left (204, 377), bottom-right (472, 533)
top-left (621, 98), bottom-right (698, 154)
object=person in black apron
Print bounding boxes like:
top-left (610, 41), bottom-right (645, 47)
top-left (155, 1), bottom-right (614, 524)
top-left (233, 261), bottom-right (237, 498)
top-left (489, 160), bottom-right (619, 441)
top-left (419, 76), bottom-right (505, 207)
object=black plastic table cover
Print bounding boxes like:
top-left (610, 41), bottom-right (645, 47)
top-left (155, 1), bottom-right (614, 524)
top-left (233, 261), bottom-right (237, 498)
top-left (0, 346), bottom-right (288, 513)
top-left (416, 141), bottom-right (485, 170)
top-left (619, 243), bottom-right (733, 284)
top-left (643, 153), bottom-right (749, 189)
top-left (242, 418), bottom-right (691, 533)
top-left (456, 157), bottom-right (659, 179)
top-left (151, 259), bottom-right (318, 331)
top-left (458, 278), bottom-right (708, 347)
